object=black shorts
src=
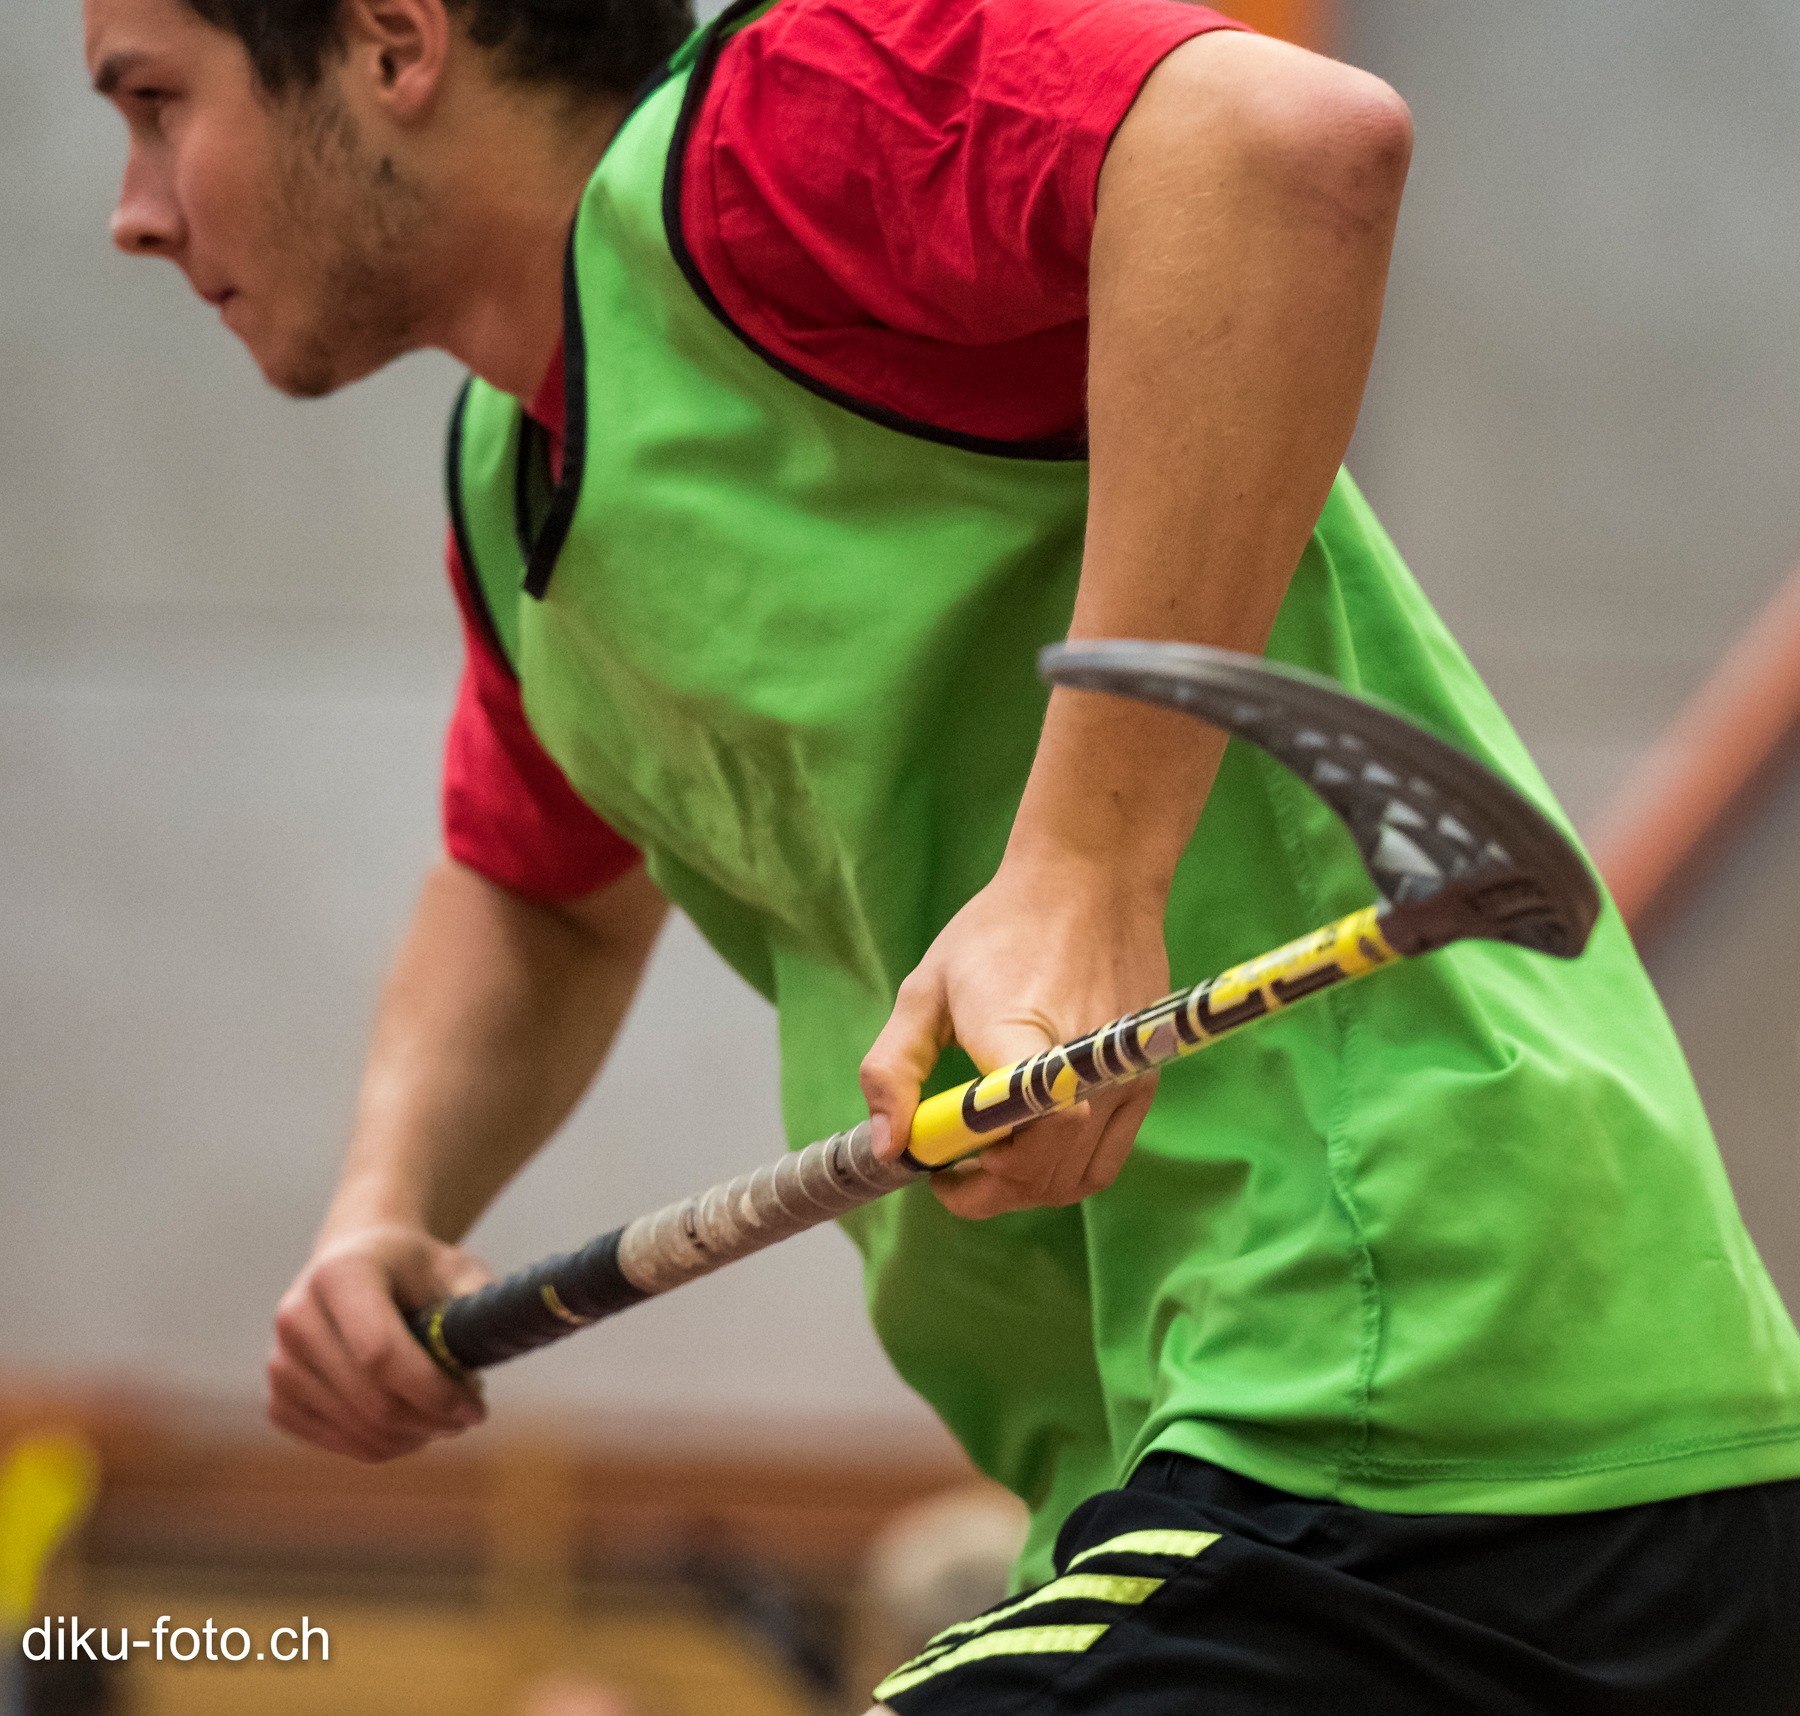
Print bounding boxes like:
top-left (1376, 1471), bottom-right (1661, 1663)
top-left (872, 1452), bottom-right (1800, 1714)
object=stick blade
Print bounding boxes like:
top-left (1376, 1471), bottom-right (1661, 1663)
top-left (1041, 640), bottom-right (1602, 960)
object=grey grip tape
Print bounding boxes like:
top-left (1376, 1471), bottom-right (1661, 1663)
top-left (615, 1120), bottom-right (924, 1297)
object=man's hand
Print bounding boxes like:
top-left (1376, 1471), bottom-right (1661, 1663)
top-left (266, 859), bottom-right (668, 1460)
top-left (864, 33), bottom-right (1410, 1216)
top-left (268, 1224), bottom-right (492, 1462)
top-left (861, 852), bottom-right (1168, 1219)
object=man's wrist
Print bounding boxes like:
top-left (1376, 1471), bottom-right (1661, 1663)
top-left (993, 836), bottom-right (1176, 921)
top-left (1003, 687), bottom-right (1220, 901)
top-left (316, 1166), bottom-right (434, 1252)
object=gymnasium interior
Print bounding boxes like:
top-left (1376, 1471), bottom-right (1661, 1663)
top-left (5, 2), bottom-right (1799, 1711)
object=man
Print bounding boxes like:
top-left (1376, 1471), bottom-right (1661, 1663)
top-left (89, 0), bottom-right (1800, 1709)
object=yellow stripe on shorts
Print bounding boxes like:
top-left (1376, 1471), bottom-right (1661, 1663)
top-left (869, 1528), bottom-right (1218, 1702)
top-left (1067, 1528), bottom-right (1221, 1570)
top-left (920, 1573), bottom-right (1166, 1651)
top-left (873, 1625), bottom-right (1109, 1701)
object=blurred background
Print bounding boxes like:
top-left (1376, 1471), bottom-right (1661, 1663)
top-left (4, 1), bottom-right (1799, 1711)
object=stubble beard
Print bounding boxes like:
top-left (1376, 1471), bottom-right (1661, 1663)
top-left (262, 85), bottom-right (431, 399)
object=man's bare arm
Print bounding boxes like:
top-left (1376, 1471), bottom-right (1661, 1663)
top-left (267, 857), bottom-right (668, 1460)
top-left (861, 32), bottom-right (1413, 1217)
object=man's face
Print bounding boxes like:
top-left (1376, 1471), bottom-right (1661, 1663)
top-left (86, 0), bottom-right (429, 397)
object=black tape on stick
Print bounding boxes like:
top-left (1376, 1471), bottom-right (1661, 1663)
top-left (409, 1227), bottom-right (649, 1374)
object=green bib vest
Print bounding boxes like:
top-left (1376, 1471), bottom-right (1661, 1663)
top-left (449, 3), bottom-right (1800, 1586)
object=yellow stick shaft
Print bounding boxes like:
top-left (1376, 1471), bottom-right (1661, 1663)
top-left (904, 904), bottom-right (1399, 1167)
top-left (418, 905), bottom-right (1407, 1373)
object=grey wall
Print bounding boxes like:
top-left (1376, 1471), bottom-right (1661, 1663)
top-left (1345, 2), bottom-right (1800, 818)
top-left (3, 1), bottom-right (1796, 1437)
top-left (1341, 1), bottom-right (1800, 1310)
top-left (0, 0), bottom-right (935, 1436)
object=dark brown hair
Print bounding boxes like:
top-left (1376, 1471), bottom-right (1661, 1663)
top-left (179, 0), bottom-right (695, 99)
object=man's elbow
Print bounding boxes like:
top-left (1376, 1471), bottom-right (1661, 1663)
top-left (1143, 35), bottom-right (1414, 236)
top-left (1264, 51), bottom-right (1410, 236)
top-left (1309, 63), bottom-right (1414, 229)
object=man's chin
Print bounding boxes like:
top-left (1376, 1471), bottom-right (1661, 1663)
top-left (262, 365), bottom-right (342, 401)
top-left (249, 332), bottom-right (403, 401)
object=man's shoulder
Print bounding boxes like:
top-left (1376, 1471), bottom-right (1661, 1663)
top-left (721, 0), bottom-right (1242, 104)
top-left (671, 0), bottom-right (1239, 438)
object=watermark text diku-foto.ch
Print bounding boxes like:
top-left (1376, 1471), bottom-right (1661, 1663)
top-left (20, 1614), bottom-right (330, 1664)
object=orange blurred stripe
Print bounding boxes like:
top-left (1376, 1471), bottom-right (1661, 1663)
top-left (1222, 0), bottom-right (1331, 53)
top-left (1587, 562), bottom-right (1800, 944)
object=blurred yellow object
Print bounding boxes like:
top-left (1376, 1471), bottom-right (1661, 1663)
top-left (0, 1433), bottom-right (101, 1632)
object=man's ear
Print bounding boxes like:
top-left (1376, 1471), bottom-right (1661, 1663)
top-left (340, 0), bottom-right (451, 120)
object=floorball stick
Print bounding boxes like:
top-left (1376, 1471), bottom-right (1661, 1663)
top-left (410, 640), bottom-right (1601, 1375)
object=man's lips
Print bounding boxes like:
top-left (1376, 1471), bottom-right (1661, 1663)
top-left (198, 286), bottom-right (236, 309)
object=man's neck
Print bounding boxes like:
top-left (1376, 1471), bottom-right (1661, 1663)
top-left (415, 82), bottom-right (627, 399)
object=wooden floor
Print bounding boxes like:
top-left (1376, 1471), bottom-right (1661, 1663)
top-left (5, 1382), bottom-right (983, 1716)
top-left (81, 1576), bottom-right (818, 1716)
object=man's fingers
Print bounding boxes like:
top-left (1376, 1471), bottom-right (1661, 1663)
top-left (267, 1379), bottom-right (423, 1464)
top-left (1086, 1073), bottom-right (1157, 1190)
top-left (860, 967), bottom-right (956, 1157)
top-left (321, 1301), bottom-right (483, 1437)
top-left (317, 1294), bottom-right (485, 1434)
top-left (266, 1347), bottom-right (430, 1462)
top-left (315, 1257), bottom-right (487, 1425)
top-left (980, 1104), bottom-right (1096, 1202)
top-left (266, 1318), bottom-right (443, 1462)
top-left (931, 1073), bottom-right (1157, 1219)
top-left (273, 1290), bottom-right (451, 1451)
top-left (271, 1263), bottom-right (483, 1454)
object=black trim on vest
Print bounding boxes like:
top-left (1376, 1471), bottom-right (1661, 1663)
top-left (661, 0), bottom-right (1090, 464)
top-left (521, 239), bottom-right (590, 600)
top-left (513, 52), bottom-right (676, 602)
top-left (445, 379), bottom-right (519, 681)
top-left (513, 416), bottom-right (553, 567)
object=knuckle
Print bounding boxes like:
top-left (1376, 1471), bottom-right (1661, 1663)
top-left (271, 1301), bottom-right (310, 1348)
top-left (894, 966), bottom-right (935, 1004)
top-left (339, 1320), bottom-right (390, 1375)
top-left (358, 1332), bottom-right (407, 1384)
top-left (307, 1253), bottom-right (354, 1292)
top-left (446, 1261), bottom-right (495, 1299)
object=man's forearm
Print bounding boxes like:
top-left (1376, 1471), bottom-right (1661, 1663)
top-left (1008, 31), bottom-right (1413, 894)
top-left (861, 33), bottom-right (1412, 1218)
top-left (321, 856), bottom-right (669, 1248)
top-left (268, 858), bottom-right (663, 1461)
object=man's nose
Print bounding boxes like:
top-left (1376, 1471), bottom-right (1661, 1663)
top-left (111, 150), bottom-right (180, 256)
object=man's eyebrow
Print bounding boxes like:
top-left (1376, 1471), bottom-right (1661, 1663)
top-left (93, 51), bottom-right (148, 97)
